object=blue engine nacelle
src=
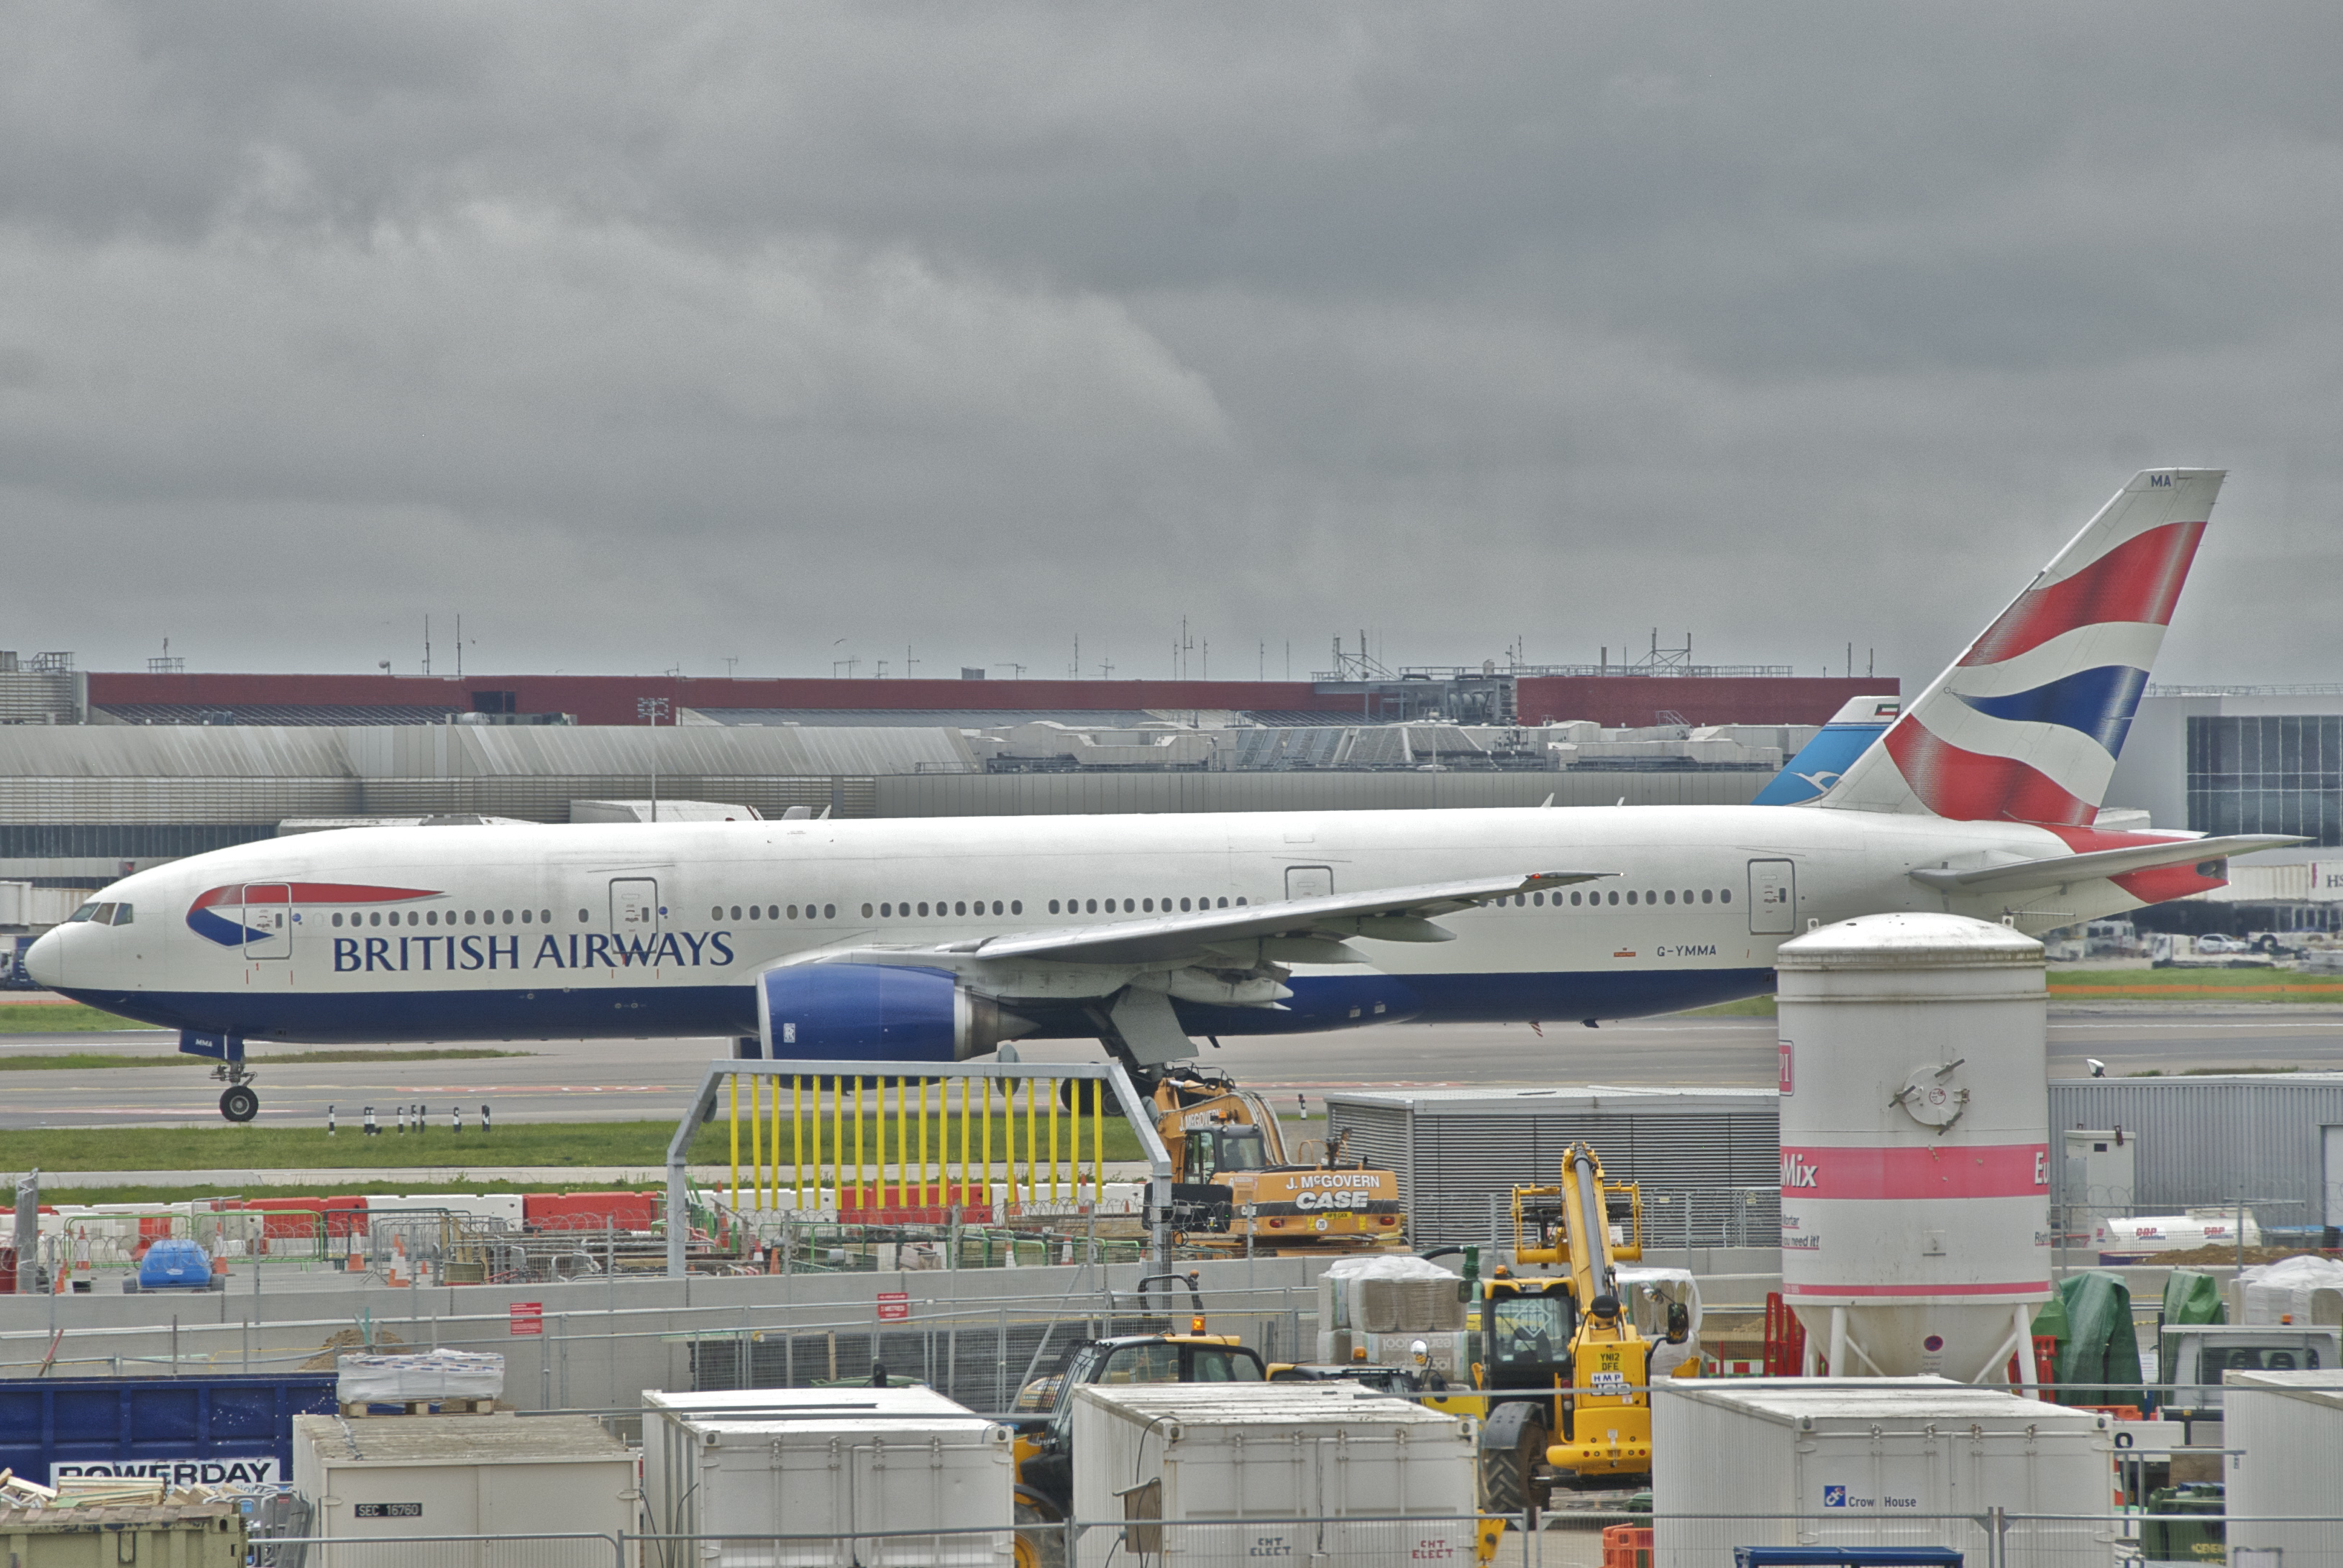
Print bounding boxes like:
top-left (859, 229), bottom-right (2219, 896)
top-left (757, 963), bottom-right (1032, 1063)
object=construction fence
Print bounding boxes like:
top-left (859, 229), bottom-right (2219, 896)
top-left (231, 1510), bottom-right (2343, 1568)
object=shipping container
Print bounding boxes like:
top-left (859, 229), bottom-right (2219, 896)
top-left (0, 1372), bottom-right (337, 1488)
top-left (2225, 1368), bottom-right (2343, 1565)
top-left (1650, 1379), bottom-right (2112, 1568)
top-left (290, 1413), bottom-right (634, 1568)
top-left (641, 1386), bottom-right (1012, 1565)
top-left (1068, 1383), bottom-right (1476, 1568)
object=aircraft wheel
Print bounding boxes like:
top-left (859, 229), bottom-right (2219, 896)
top-left (219, 1085), bottom-right (260, 1123)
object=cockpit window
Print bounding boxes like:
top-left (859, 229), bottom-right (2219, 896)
top-left (67, 902), bottom-right (101, 923)
top-left (109, 904), bottom-right (132, 926)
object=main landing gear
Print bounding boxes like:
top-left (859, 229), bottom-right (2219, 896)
top-left (219, 1082), bottom-right (260, 1123)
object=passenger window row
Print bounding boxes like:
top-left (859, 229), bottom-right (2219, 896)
top-left (1499, 887), bottom-right (1734, 909)
top-left (711, 904), bottom-right (841, 921)
top-left (332, 908), bottom-right (548, 928)
top-left (1049, 897), bottom-right (1244, 916)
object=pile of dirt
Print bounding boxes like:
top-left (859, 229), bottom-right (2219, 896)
top-left (298, 1326), bottom-right (404, 1371)
top-left (2145, 1244), bottom-right (2334, 1267)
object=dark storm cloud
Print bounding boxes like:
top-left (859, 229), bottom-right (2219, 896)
top-left (1, 2), bottom-right (2339, 685)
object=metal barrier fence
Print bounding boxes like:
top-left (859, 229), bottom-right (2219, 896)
top-left (666, 1059), bottom-right (1176, 1276)
top-left (239, 1513), bottom-right (2343, 1568)
top-left (1630, 1186), bottom-right (1783, 1251)
top-left (0, 1270), bottom-right (1322, 1408)
top-left (251, 1533), bottom-right (622, 1567)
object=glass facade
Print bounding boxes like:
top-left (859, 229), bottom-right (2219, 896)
top-left (0, 824), bottom-right (276, 858)
top-left (2186, 715), bottom-right (2343, 846)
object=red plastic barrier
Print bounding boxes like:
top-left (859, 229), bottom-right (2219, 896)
top-left (227, 1196), bottom-right (369, 1238)
top-left (524, 1191), bottom-right (657, 1231)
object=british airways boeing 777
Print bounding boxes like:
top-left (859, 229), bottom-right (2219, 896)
top-left (27, 470), bottom-right (2290, 1120)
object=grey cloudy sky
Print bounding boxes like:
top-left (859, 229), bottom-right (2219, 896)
top-left (4, 3), bottom-right (2339, 688)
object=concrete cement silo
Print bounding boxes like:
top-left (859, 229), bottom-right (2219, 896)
top-left (1776, 912), bottom-right (2051, 1383)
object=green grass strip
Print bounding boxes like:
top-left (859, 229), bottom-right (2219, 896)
top-left (0, 1003), bottom-right (166, 1033)
top-left (0, 1111), bottom-right (1148, 1173)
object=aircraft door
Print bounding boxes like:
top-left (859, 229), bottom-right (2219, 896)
top-left (1286, 865), bottom-right (1334, 900)
top-left (610, 877), bottom-right (661, 934)
top-left (1746, 860), bottom-right (1796, 935)
top-left (241, 884), bottom-right (291, 960)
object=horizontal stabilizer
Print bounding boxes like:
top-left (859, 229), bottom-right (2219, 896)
top-left (1909, 835), bottom-right (2303, 895)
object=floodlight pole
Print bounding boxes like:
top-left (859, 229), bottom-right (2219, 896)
top-left (663, 1058), bottom-right (1173, 1278)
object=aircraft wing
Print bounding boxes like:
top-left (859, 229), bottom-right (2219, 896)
top-left (1907, 835), bottom-right (2303, 895)
top-left (908, 869), bottom-right (1613, 969)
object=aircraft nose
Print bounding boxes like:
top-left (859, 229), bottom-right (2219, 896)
top-left (22, 927), bottom-right (64, 990)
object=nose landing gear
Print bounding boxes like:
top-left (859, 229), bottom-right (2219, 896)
top-left (180, 1029), bottom-right (260, 1122)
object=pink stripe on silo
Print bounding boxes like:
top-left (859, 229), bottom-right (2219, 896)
top-left (1781, 1143), bottom-right (2048, 1200)
top-left (1782, 1280), bottom-right (2050, 1298)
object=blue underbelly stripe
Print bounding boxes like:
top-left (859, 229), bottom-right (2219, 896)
top-left (58, 966), bottom-right (1778, 1047)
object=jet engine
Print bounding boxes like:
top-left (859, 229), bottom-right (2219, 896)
top-left (757, 963), bottom-right (1033, 1063)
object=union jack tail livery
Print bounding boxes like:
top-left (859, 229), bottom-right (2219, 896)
top-left (1817, 468), bottom-right (2221, 824)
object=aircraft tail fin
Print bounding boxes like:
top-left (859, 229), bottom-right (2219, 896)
top-left (1751, 695), bottom-right (1902, 806)
top-left (1816, 468), bottom-right (2222, 824)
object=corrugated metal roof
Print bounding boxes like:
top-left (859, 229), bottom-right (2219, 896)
top-left (1326, 1086), bottom-right (1781, 1247)
top-left (0, 726), bottom-right (357, 778)
top-left (0, 723), bottom-right (974, 780)
top-left (1325, 1086), bottom-right (1778, 1114)
top-left (95, 703), bottom-right (460, 726)
top-left (2048, 1074), bottom-right (2343, 1221)
top-left (688, 707), bottom-right (1166, 729)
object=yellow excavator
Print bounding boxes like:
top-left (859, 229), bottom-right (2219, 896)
top-left (1151, 1070), bottom-right (1407, 1253)
top-left (1427, 1142), bottom-right (1686, 1512)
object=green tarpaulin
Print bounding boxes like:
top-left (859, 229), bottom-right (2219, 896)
top-left (2034, 1271), bottom-right (2145, 1407)
top-left (2162, 1268), bottom-right (2226, 1326)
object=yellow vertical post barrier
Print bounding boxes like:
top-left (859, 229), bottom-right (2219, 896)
top-left (830, 1075), bottom-right (844, 1213)
top-left (899, 1077), bottom-right (913, 1209)
top-left (771, 1076), bottom-right (782, 1211)
top-left (1049, 1076), bottom-right (1061, 1204)
top-left (871, 1078), bottom-right (885, 1209)
top-left (919, 1078), bottom-right (933, 1209)
top-left (982, 1078), bottom-right (995, 1216)
top-left (1023, 1078), bottom-right (1038, 1214)
top-left (960, 1078), bottom-right (973, 1211)
top-left (792, 1078), bottom-right (804, 1212)
top-left (853, 1078), bottom-right (867, 1210)
top-left (749, 1075), bottom-right (764, 1212)
top-left (1092, 1078), bottom-right (1104, 1206)
top-left (729, 1073), bottom-right (741, 1213)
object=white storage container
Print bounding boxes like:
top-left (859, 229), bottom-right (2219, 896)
top-left (1069, 1383), bottom-right (1476, 1568)
top-left (1651, 1379), bottom-right (2112, 1568)
top-left (641, 1386), bottom-right (1012, 1566)
top-left (291, 1413), bottom-right (634, 1568)
top-left (2225, 1368), bottom-right (2343, 1564)
top-left (336, 1349), bottom-right (505, 1406)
